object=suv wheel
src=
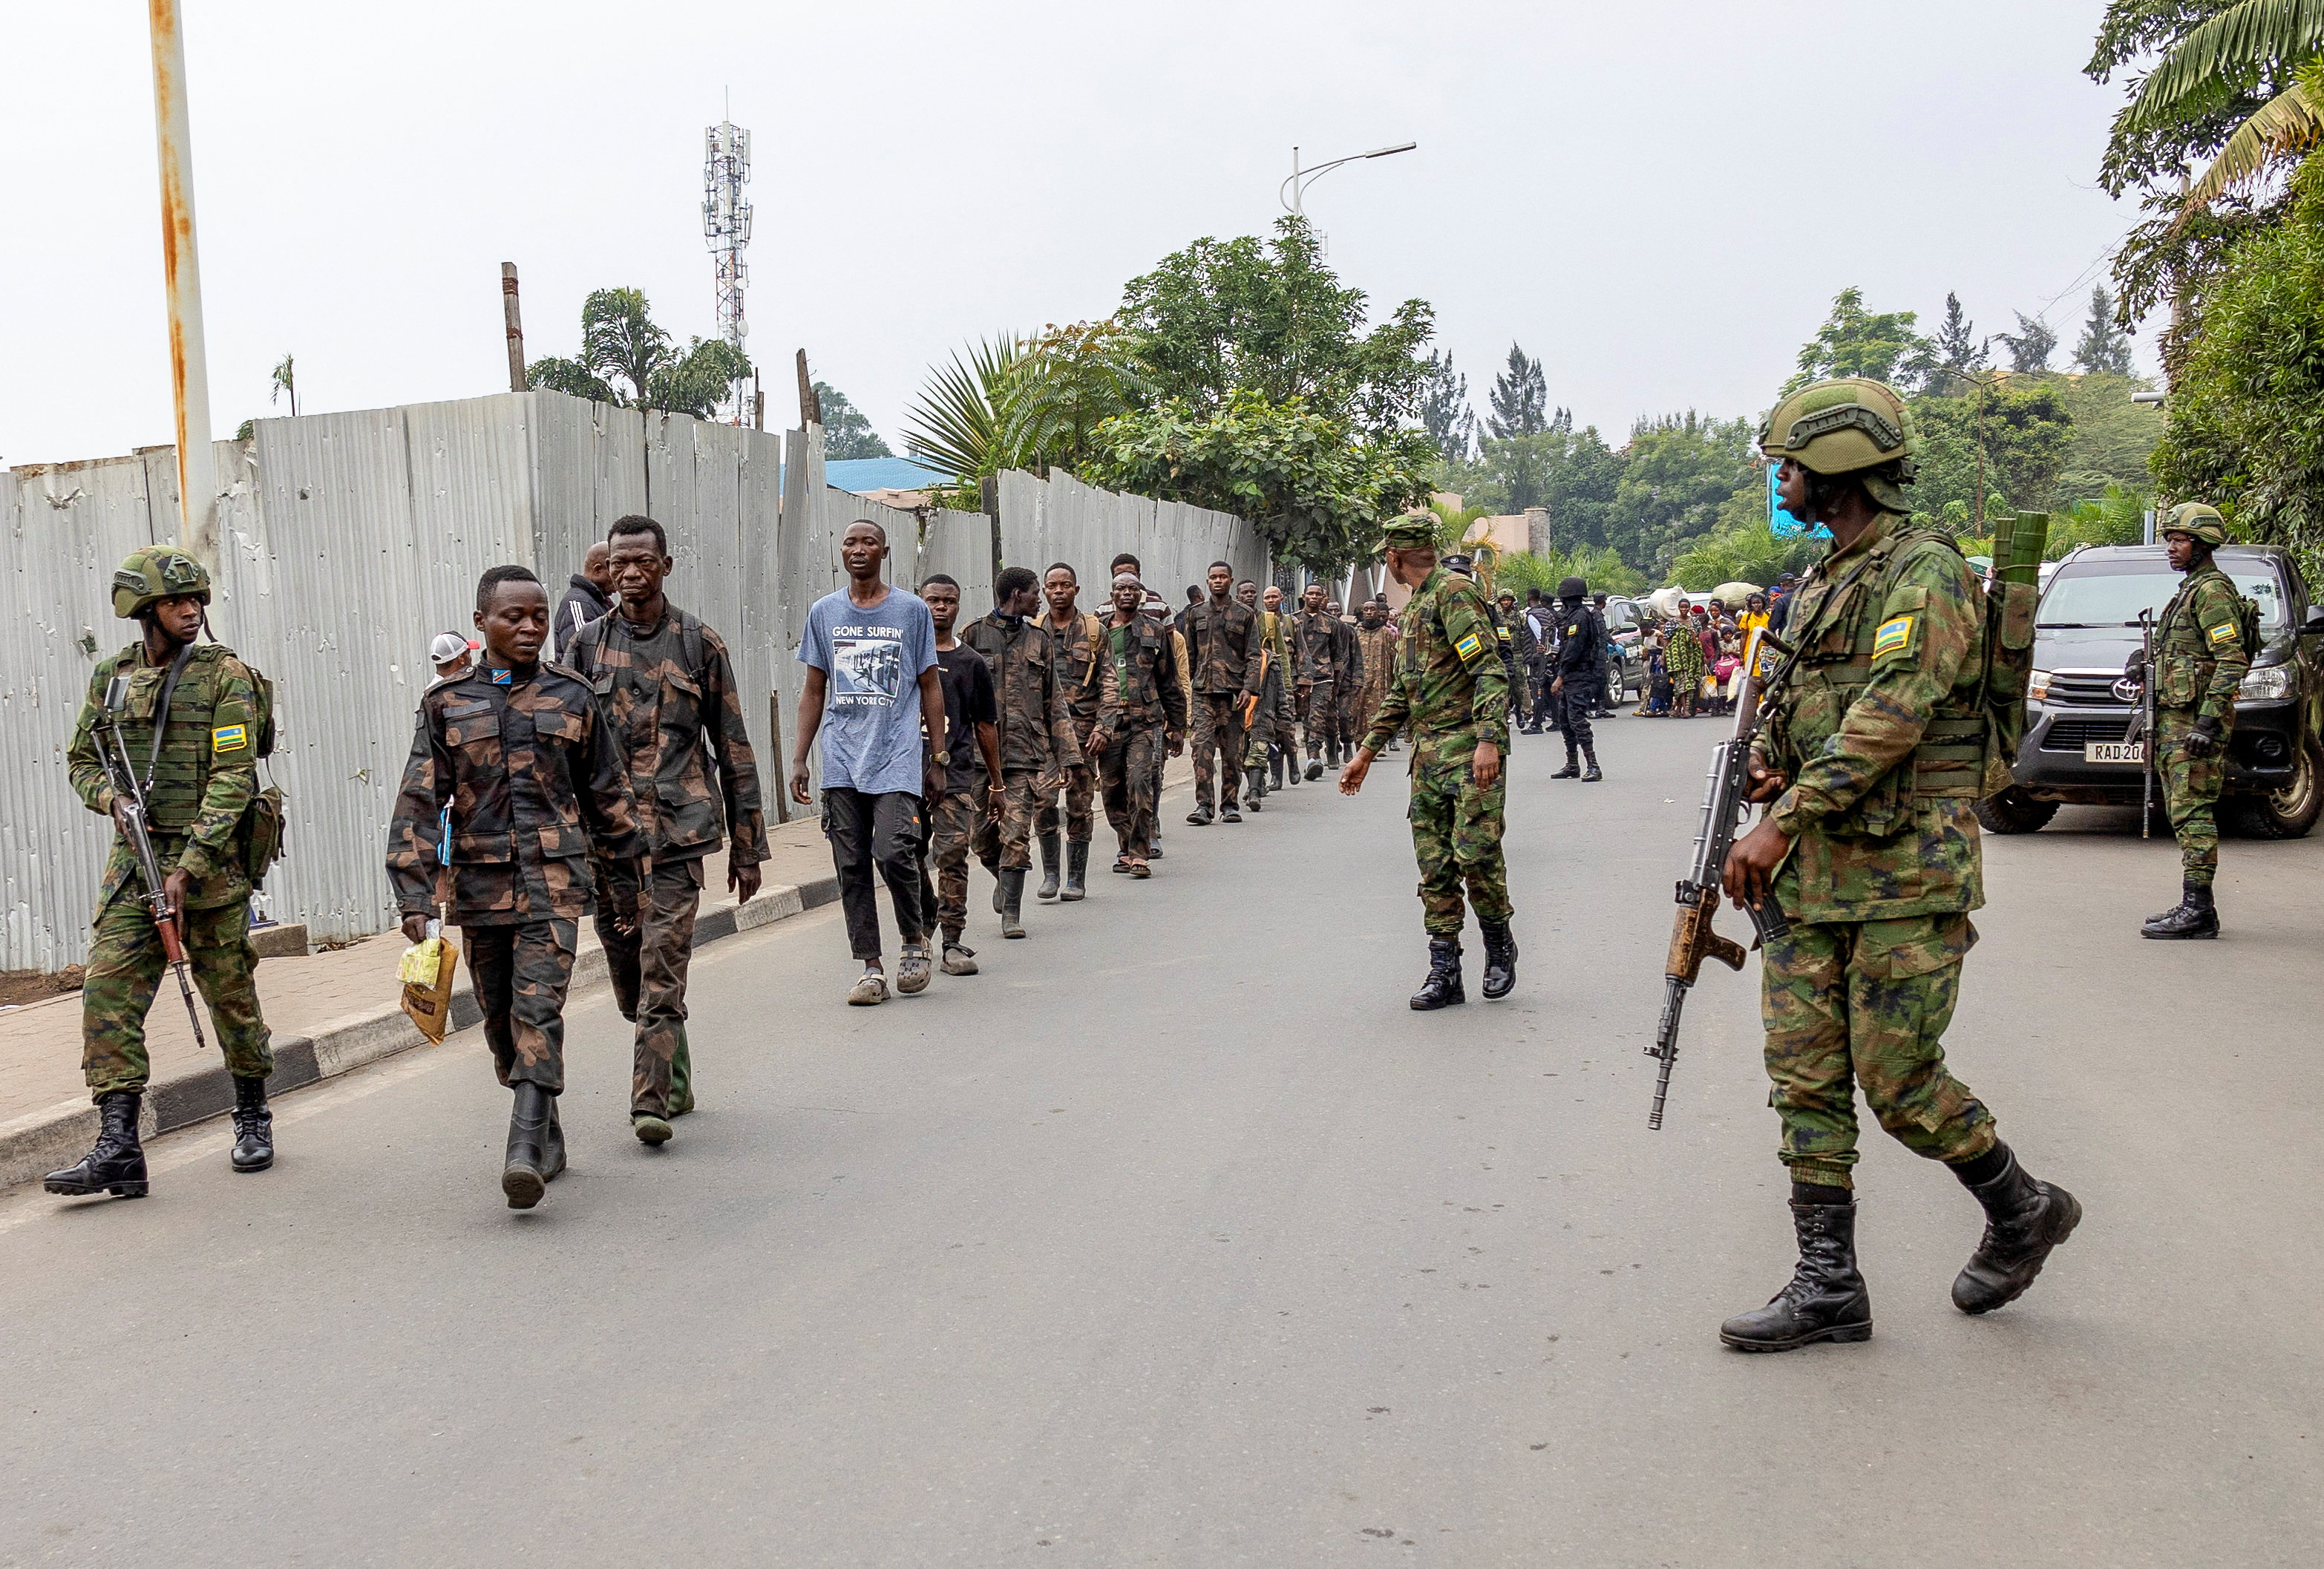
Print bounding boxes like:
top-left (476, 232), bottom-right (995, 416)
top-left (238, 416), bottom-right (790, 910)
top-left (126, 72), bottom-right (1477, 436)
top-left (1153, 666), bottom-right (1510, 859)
top-left (1605, 669), bottom-right (1624, 711)
top-left (2225, 734), bottom-right (2323, 839)
top-left (1973, 787), bottom-right (2059, 835)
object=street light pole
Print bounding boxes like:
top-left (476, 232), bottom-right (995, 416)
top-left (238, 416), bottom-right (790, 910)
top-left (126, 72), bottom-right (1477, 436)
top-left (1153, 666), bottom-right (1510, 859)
top-left (148, 0), bottom-right (217, 571)
top-left (1280, 141), bottom-right (1417, 217)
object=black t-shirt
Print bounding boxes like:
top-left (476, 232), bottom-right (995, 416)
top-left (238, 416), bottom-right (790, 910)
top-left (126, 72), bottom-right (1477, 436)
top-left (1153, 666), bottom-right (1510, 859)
top-left (931, 642), bottom-right (997, 791)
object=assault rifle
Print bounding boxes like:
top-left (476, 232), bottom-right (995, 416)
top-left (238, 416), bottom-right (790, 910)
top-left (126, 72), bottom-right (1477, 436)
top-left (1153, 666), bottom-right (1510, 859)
top-left (1647, 626), bottom-right (1793, 1130)
top-left (93, 672), bottom-right (211, 1052)
top-left (2134, 607), bottom-right (2157, 841)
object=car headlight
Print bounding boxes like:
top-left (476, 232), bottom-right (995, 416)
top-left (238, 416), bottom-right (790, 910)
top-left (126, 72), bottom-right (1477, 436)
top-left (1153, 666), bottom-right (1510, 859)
top-left (2239, 664), bottom-right (2294, 701)
top-left (2026, 669), bottom-right (2052, 704)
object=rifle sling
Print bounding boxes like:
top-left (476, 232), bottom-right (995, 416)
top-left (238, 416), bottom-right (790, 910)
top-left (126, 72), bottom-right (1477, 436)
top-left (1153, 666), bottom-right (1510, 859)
top-left (144, 641), bottom-right (195, 797)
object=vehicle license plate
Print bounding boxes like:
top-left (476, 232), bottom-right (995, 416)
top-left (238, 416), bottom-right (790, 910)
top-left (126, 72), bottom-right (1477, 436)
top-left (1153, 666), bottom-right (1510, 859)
top-left (2086, 741), bottom-right (2144, 764)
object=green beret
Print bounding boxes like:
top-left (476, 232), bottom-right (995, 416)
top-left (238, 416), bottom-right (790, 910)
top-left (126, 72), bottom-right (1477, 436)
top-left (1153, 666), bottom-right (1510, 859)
top-left (1378, 514), bottom-right (1438, 550)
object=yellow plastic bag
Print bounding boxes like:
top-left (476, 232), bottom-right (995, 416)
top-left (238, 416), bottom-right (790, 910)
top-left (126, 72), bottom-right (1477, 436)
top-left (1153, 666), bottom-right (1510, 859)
top-left (399, 932), bottom-right (459, 1044)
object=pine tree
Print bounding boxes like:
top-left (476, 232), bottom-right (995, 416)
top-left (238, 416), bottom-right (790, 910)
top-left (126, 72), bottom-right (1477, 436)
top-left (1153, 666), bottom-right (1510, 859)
top-left (1994, 312), bottom-right (2058, 374)
top-left (2071, 286), bottom-right (2135, 377)
top-left (1928, 292), bottom-right (1989, 394)
top-left (1486, 343), bottom-right (1548, 439)
top-left (1417, 350), bottom-right (1477, 464)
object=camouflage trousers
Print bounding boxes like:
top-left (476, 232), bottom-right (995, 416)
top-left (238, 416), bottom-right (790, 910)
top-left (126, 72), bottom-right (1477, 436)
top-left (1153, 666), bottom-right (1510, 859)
top-left (1760, 912), bottom-right (1997, 1191)
top-left (82, 895), bottom-right (272, 1098)
top-left (1099, 726), bottom-right (1162, 859)
top-left (466, 917), bottom-right (580, 1093)
top-left (1407, 731), bottom-right (1512, 936)
top-left (1190, 692), bottom-right (1248, 811)
top-left (1243, 666), bottom-right (1285, 768)
top-left (972, 768), bottom-right (1042, 870)
top-left (1300, 681), bottom-right (1339, 763)
top-left (1503, 659), bottom-right (1528, 727)
top-left (923, 790), bottom-right (979, 940)
top-left (2158, 707), bottom-right (2229, 884)
top-left (1034, 727), bottom-right (1097, 843)
top-left (593, 856), bottom-right (702, 1118)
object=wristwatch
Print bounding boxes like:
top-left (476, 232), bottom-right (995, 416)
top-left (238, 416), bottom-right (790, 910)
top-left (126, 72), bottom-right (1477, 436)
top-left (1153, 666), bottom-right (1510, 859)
top-left (932, 750), bottom-right (951, 766)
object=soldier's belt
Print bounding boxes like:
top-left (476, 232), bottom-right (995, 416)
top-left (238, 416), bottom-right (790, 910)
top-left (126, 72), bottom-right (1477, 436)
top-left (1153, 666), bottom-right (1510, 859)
top-left (1911, 715), bottom-right (1988, 797)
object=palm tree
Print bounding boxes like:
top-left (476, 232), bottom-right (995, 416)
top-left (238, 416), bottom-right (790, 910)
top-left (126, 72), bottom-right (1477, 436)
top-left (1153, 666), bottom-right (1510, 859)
top-left (2121, 1), bottom-right (2324, 216)
top-left (901, 336), bottom-right (1023, 483)
top-left (269, 353), bottom-right (297, 416)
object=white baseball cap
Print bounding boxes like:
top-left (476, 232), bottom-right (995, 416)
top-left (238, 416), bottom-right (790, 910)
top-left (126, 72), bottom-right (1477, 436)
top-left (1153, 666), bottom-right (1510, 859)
top-left (429, 632), bottom-right (473, 665)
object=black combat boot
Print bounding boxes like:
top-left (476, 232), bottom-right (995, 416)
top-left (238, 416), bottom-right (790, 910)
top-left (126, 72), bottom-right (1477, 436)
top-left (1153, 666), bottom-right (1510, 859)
top-left (1410, 937), bottom-right (1465, 1010)
top-left (1479, 920), bottom-right (1517, 1000)
top-left (1220, 793), bottom-right (1242, 822)
top-left (229, 1073), bottom-right (274, 1173)
top-left (1552, 745), bottom-right (1582, 779)
top-left (998, 867), bottom-right (1028, 939)
top-left (1304, 755), bottom-right (1324, 782)
top-left (2141, 879), bottom-right (2219, 940)
top-left (985, 857), bottom-right (1005, 911)
top-left (44, 1090), bottom-right (148, 1199)
top-left (1186, 805), bottom-right (1214, 826)
top-left (502, 1082), bottom-right (553, 1209)
top-left (1061, 840), bottom-right (1089, 900)
top-left (1581, 747), bottom-right (1603, 783)
top-left (1719, 1192), bottom-right (1873, 1351)
top-left (543, 1098), bottom-right (568, 1180)
top-left (1245, 767), bottom-right (1266, 808)
top-left (1036, 833), bottom-right (1061, 901)
top-left (1949, 1143), bottom-right (2082, 1314)
top-left (1269, 747), bottom-right (1286, 790)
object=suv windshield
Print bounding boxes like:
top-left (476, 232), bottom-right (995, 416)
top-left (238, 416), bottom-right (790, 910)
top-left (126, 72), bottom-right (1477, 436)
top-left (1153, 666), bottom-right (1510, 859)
top-left (2038, 557), bottom-right (2285, 632)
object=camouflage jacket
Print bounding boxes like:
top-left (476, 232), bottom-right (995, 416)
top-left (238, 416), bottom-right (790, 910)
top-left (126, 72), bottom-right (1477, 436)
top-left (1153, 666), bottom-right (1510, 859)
top-left (961, 612), bottom-right (1073, 776)
top-left (1292, 609), bottom-right (1343, 686)
top-left (565, 603), bottom-right (768, 865)
top-left (2155, 563), bottom-right (2251, 724)
top-left (1094, 613), bottom-right (1191, 738)
top-left (1361, 567), bottom-right (1509, 750)
top-left (68, 641), bottom-right (261, 911)
top-left (1181, 597), bottom-right (1264, 695)
top-left (387, 661), bottom-right (645, 925)
top-left (1166, 623), bottom-right (1194, 719)
top-left (1497, 611), bottom-right (1536, 664)
top-left (1755, 514), bottom-right (1987, 923)
top-left (1354, 624), bottom-right (1398, 696)
top-left (1044, 609), bottom-right (1108, 728)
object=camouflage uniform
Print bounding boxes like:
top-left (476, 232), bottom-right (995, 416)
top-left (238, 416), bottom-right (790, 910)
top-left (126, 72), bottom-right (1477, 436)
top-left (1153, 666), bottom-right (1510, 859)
top-left (2152, 561), bottom-right (2251, 885)
top-left (1094, 613), bottom-right (1189, 858)
top-left (1361, 567), bottom-right (1511, 934)
top-left (962, 610), bottom-right (1073, 869)
top-left (565, 604), bottom-right (767, 1119)
top-left (1034, 609), bottom-right (1106, 847)
top-left (1352, 622), bottom-right (1399, 746)
top-left (387, 660), bottom-right (644, 1092)
top-left (1293, 608), bottom-right (1345, 767)
top-left (1158, 621), bottom-right (1193, 816)
top-left (1495, 606), bottom-right (1533, 730)
top-left (1243, 609), bottom-right (1292, 772)
top-left (68, 642), bottom-right (273, 1097)
top-left (1180, 596), bottom-right (1263, 813)
top-left (1752, 513), bottom-right (2001, 1190)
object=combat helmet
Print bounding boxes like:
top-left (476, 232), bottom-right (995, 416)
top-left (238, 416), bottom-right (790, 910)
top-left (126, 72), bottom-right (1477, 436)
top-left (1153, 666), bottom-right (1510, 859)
top-left (111, 546), bottom-right (211, 619)
top-left (2161, 502), bottom-right (2228, 547)
top-left (1758, 378), bottom-right (1919, 514)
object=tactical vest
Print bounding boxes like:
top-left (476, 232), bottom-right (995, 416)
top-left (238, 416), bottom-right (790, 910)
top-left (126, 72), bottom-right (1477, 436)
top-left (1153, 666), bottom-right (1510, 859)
top-left (110, 641), bottom-right (287, 887)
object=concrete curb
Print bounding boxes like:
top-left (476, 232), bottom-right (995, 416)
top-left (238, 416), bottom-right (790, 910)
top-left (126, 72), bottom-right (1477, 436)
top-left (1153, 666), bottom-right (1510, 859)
top-left (0, 873), bottom-right (839, 1192)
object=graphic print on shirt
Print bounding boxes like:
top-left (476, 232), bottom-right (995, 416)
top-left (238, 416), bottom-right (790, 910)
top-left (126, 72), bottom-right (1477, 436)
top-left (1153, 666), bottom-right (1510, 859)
top-left (829, 627), bottom-right (905, 707)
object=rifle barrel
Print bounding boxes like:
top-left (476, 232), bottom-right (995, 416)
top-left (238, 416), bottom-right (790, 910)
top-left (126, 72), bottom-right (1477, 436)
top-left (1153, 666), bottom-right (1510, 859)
top-left (1648, 977), bottom-right (1687, 1130)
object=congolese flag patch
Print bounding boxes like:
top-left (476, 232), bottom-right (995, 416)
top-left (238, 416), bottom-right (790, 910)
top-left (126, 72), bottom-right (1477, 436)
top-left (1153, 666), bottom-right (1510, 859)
top-left (2208, 620), bottom-right (2240, 647)
top-left (1453, 632), bottom-right (1485, 661)
top-left (212, 724), bottom-right (249, 753)
top-left (1872, 615), bottom-right (1914, 658)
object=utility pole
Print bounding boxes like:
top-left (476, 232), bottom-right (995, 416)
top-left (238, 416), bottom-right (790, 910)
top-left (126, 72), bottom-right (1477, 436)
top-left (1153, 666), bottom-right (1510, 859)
top-left (501, 263), bottom-right (526, 393)
top-left (147, 0), bottom-right (217, 571)
top-left (796, 350), bottom-right (821, 428)
top-left (752, 367), bottom-right (765, 431)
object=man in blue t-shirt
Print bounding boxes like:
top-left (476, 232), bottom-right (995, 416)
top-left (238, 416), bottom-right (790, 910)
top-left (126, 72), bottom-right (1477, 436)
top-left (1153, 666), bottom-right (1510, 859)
top-left (791, 520), bottom-right (945, 1005)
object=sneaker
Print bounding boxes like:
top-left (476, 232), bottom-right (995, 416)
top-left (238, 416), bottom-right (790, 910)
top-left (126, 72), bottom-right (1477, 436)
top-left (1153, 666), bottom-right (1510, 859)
top-left (941, 942), bottom-right (979, 976)
top-left (896, 942), bottom-right (932, 995)
top-left (847, 969), bottom-right (888, 1006)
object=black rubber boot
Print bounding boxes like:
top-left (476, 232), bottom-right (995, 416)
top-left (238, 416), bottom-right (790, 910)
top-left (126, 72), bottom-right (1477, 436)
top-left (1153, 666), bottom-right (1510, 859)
top-left (998, 868), bottom-right (1028, 938)
top-left (44, 1090), bottom-right (148, 1199)
top-left (229, 1073), bottom-right (274, 1173)
top-left (1582, 748), bottom-right (1603, 783)
top-left (1479, 920), bottom-right (1517, 1000)
top-left (1269, 748), bottom-right (1286, 790)
top-left (2141, 879), bottom-right (2219, 940)
top-left (985, 858), bottom-right (1005, 911)
top-left (1036, 833), bottom-right (1061, 901)
top-left (1186, 805), bottom-right (1213, 826)
top-left (1951, 1144), bottom-right (2082, 1314)
top-left (503, 1082), bottom-right (552, 1209)
top-left (543, 1099), bottom-right (568, 1180)
top-left (1220, 795), bottom-right (1242, 822)
top-left (1245, 767), bottom-right (1265, 809)
top-left (1410, 937), bottom-right (1465, 1010)
top-left (1061, 841), bottom-right (1089, 900)
top-left (1719, 1196), bottom-right (1873, 1351)
top-left (1304, 756), bottom-right (1324, 782)
top-left (1552, 745), bottom-right (1581, 779)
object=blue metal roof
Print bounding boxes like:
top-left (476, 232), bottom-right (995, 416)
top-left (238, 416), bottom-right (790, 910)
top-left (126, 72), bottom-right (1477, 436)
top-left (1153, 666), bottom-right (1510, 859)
top-left (825, 456), bottom-right (949, 494)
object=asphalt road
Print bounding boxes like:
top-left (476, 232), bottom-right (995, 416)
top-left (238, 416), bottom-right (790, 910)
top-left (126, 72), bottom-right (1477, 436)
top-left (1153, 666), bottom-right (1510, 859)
top-left (1, 715), bottom-right (2316, 1568)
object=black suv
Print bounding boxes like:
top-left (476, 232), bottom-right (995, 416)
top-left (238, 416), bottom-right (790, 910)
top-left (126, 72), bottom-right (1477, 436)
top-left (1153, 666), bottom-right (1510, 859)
top-left (1980, 543), bottom-right (2324, 838)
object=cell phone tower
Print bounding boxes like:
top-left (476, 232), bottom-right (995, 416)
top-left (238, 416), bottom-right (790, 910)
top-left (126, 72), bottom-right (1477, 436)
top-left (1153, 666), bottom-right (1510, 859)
top-left (702, 116), bottom-right (753, 423)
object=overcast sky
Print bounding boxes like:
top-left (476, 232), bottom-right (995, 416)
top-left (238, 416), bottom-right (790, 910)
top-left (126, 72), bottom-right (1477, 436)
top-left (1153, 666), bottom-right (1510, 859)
top-left (2, 1), bottom-right (2156, 467)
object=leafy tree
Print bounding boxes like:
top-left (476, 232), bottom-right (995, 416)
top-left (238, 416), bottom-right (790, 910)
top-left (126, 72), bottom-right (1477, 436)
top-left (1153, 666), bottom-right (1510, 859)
top-left (2072, 286), bottom-right (2138, 374)
top-left (2052, 370), bottom-right (2166, 502)
top-left (1490, 546), bottom-right (1648, 598)
top-left (1486, 344), bottom-right (1548, 439)
top-left (1786, 286), bottom-right (1935, 393)
top-left (270, 353), bottom-right (298, 416)
top-left (812, 381), bottom-right (892, 459)
top-left (1608, 412), bottom-right (1758, 569)
top-left (526, 287), bottom-right (750, 419)
top-left (1994, 312), bottom-right (2060, 373)
top-left (1909, 379), bottom-right (2075, 523)
top-left (902, 336), bottom-right (1023, 488)
top-left (1928, 292), bottom-right (1990, 396)
top-left (1669, 521), bottom-right (1825, 593)
top-left (1417, 350), bottom-right (1476, 465)
top-left (1001, 319), bottom-right (1149, 476)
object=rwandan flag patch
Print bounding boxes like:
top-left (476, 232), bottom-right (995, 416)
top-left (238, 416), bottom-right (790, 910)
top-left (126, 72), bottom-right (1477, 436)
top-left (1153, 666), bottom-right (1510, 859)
top-left (2208, 620), bottom-right (2239, 646)
top-left (1453, 631), bottom-right (1485, 662)
top-left (1872, 615), bottom-right (1914, 658)
top-left (211, 724), bottom-right (249, 753)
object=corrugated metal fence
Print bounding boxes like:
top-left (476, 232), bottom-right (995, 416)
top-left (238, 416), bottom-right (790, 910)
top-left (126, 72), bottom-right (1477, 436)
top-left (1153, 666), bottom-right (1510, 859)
top-left (1, 390), bottom-right (1260, 972)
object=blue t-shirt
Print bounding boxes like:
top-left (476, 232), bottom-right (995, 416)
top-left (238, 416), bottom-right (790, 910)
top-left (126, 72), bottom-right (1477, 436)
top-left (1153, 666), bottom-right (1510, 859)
top-left (798, 585), bottom-right (938, 796)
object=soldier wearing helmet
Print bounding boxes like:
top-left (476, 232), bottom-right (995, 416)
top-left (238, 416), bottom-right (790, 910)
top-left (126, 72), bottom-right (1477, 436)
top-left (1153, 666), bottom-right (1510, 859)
top-left (47, 548), bottom-right (280, 1200)
top-left (1712, 379), bottom-right (2081, 1352)
top-left (2140, 501), bottom-right (2252, 938)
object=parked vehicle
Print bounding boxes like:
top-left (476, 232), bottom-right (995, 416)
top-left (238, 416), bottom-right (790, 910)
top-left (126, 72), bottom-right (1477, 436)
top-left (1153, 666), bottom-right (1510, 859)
top-left (1980, 543), bottom-right (2324, 838)
top-left (1601, 595), bottom-right (1647, 706)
